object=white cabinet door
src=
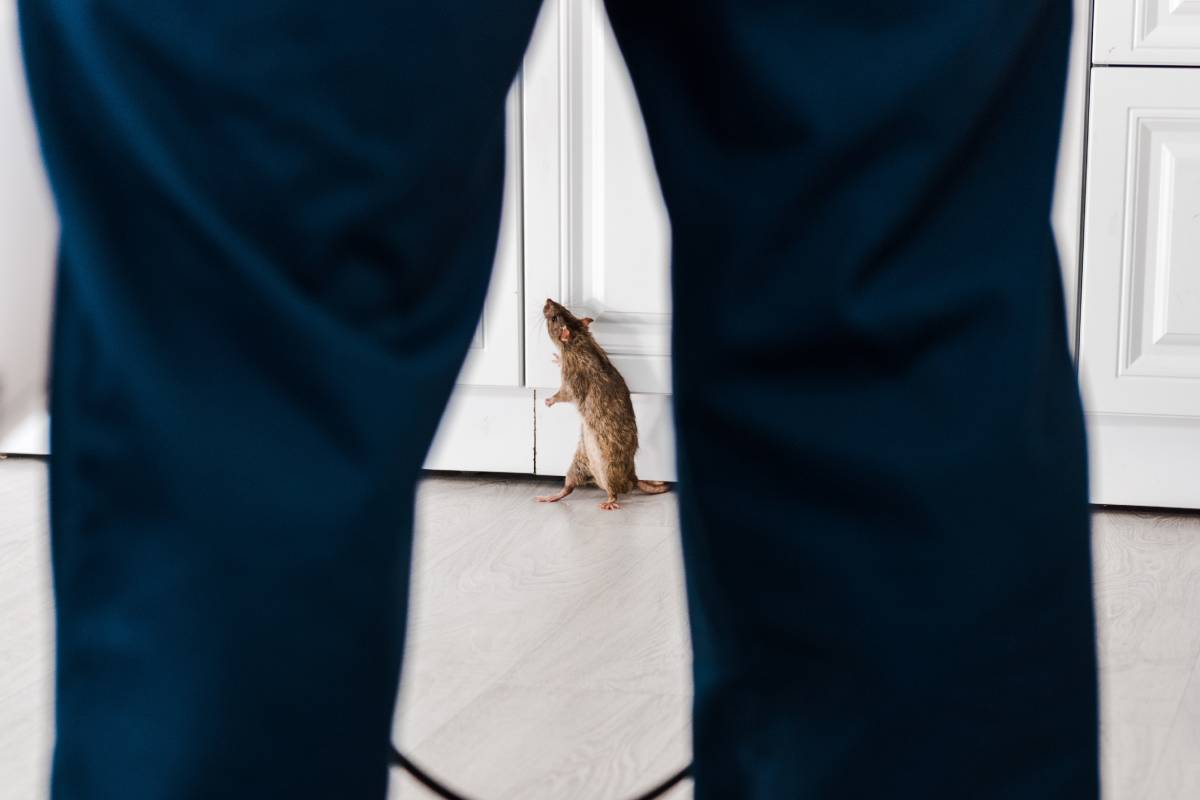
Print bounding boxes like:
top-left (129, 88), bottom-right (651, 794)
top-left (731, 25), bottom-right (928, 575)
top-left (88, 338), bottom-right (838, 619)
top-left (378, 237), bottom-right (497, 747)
top-left (1079, 68), bottom-right (1200, 508)
top-left (522, 0), bottom-right (671, 395)
top-left (522, 0), bottom-right (676, 481)
top-left (0, 6), bottom-right (56, 456)
top-left (1094, 0), bottom-right (1200, 65)
top-left (453, 89), bottom-right (525, 388)
top-left (426, 90), bottom-right (535, 473)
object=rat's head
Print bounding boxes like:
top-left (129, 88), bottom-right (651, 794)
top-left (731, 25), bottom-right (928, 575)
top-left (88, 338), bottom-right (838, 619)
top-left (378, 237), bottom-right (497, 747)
top-left (543, 298), bottom-right (593, 348)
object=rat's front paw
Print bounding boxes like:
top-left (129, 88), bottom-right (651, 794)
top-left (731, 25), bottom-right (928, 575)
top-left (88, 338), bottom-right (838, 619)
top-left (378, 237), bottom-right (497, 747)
top-left (544, 397), bottom-right (557, 407)
top-left (551, 353), bottom-right (560, 365)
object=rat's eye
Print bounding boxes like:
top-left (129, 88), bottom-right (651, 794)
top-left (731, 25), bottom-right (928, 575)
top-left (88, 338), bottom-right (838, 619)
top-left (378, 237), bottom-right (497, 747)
top-left (554, 315), bottom-right (561, 322)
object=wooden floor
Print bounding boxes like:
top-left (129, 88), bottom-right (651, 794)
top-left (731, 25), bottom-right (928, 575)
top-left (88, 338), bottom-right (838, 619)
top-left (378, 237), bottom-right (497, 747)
top-left (2, 457), bottom-right (1198, 799)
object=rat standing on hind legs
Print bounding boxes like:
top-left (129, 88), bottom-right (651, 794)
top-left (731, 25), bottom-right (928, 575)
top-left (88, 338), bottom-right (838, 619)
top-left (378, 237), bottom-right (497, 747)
top-left (537, 298), bottom-right (670, 511)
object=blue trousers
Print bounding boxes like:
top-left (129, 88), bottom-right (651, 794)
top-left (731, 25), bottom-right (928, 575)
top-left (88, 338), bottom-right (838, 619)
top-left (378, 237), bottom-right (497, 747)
top-left (19, 1), bottom-right (1097, 797)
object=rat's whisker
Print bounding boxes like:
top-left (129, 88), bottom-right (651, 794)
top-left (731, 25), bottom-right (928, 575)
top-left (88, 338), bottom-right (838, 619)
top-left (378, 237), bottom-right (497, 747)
top-left (527, 309), bottom-right (546, 336)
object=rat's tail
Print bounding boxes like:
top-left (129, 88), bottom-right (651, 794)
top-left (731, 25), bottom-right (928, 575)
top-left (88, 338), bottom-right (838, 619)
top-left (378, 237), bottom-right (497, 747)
top-left (637, 479), bottom-right (671, 495)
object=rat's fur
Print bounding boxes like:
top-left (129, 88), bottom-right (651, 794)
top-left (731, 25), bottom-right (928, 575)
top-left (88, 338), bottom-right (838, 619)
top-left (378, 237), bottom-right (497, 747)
top-left (537, 298), bottom-right (669, 510)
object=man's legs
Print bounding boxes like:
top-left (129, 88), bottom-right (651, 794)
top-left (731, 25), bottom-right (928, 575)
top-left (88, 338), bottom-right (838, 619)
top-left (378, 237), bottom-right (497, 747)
top-left (605, 1), bottom-right (1097, 796)
top-left (19, 2), bottom-right (541, 797)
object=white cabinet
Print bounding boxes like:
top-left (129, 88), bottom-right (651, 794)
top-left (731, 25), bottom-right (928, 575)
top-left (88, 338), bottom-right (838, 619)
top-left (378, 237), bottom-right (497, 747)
top-left (1079, 68), bottom-right (1200, 507)
top-left (0, 0), bottom-right (680, 482)
top-left (427, 0), bottom-right (677, 481)
top-left (16, 0), bottom-right (1150, 504)
top-left (429, 0), bottom-right (679, 482)
top-left (423, 91), bottom-right (536, 476)
top-left (456, 91), bottom-right (525, 390)
top-left (0, 6), bottom-right (55, 456)
top-left (1073, 1), bottom-right (1200, 508)
top-left (521, 0), bottom-right (677, 481)
top-left (521, 0), bottom-right (671, 396)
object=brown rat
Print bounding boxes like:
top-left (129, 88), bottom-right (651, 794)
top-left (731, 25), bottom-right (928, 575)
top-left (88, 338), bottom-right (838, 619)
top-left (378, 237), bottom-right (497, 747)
top-left (537, 298), bottom-right (670, 510)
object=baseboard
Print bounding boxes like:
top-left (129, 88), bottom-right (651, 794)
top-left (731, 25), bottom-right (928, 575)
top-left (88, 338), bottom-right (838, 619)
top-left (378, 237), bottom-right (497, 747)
top-left (424, 386), bottom-right (535, 474)
top-left (1087, 412), bottom-right (1200, 510)
top-left (0, 409), bottom-right (49, 456)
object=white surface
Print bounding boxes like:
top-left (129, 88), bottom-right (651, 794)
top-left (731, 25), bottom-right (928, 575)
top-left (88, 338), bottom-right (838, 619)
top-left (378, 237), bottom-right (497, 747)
top-left (0, 410), bottom-right (48, 455)
top-left (1079, 68), bottom-right (1200, 508)
top-left (1088, 413), bottom-right (1200, 509)
top-left (0, 7), bottom-right (56, 442)
top-left (521, 0), bottom-right (673, 396)
top-left (1094, 0), bottom-right (1200, 65)
top-left (0, 458), bottom-right (54, 800)
top-left (423, 386), bottom-right (533, 474)
top-left (534, 389), bottom-right (677, 483)
top-left (455, 89), bottom-right (525, 388)
top-left (1, 387), bottom-right (536, 471)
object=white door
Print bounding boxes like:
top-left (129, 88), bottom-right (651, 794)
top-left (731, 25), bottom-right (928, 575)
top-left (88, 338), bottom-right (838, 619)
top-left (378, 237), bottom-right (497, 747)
top-left (1079, 67), bottom-right (1200, 508)
top-left (522, 0), bottom-right (676, 482)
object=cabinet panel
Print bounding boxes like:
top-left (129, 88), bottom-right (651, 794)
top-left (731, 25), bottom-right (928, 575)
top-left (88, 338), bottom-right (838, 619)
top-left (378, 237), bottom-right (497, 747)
top-left (1094, 0), bottom-right (1200, 65)
top-left (1079, 68), bottom-right (1200, 507)
top-left (522, 0), bottom-right (672, 395)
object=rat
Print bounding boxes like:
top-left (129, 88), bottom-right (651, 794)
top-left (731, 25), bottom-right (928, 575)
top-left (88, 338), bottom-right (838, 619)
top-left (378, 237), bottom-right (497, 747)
top-left (537, 298), bottom-right (670, 510)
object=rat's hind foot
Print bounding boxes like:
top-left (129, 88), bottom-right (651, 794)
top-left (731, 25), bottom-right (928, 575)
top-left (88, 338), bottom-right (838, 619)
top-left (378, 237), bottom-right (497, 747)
top-left (599, 499), bottom-right (622, 511)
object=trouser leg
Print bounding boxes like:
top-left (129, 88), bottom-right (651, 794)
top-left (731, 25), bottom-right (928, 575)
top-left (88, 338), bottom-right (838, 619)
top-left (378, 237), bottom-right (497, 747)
top-left (604, 1), bottom-right (1097, 796)
top-left (19, 2), bottom-right (542, 797)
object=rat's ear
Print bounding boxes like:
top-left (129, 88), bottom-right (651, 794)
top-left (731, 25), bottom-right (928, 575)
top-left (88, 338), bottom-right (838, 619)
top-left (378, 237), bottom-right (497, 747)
top-left (559, 327), bottom-right (572, 342)
top-left (580, 317), bottom-right (594, 329)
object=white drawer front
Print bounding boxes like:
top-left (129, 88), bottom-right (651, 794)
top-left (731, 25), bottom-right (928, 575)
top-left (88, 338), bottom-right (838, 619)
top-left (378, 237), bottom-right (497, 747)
top-left (1094, 0), bottom-right (1200, 65)
top-left (1080, 68), bottom-right (1200, 417)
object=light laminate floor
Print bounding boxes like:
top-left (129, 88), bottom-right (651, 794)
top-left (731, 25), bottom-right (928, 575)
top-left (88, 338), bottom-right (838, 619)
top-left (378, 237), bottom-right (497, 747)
top-left (2, 456), bottom-right (1199, 799)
